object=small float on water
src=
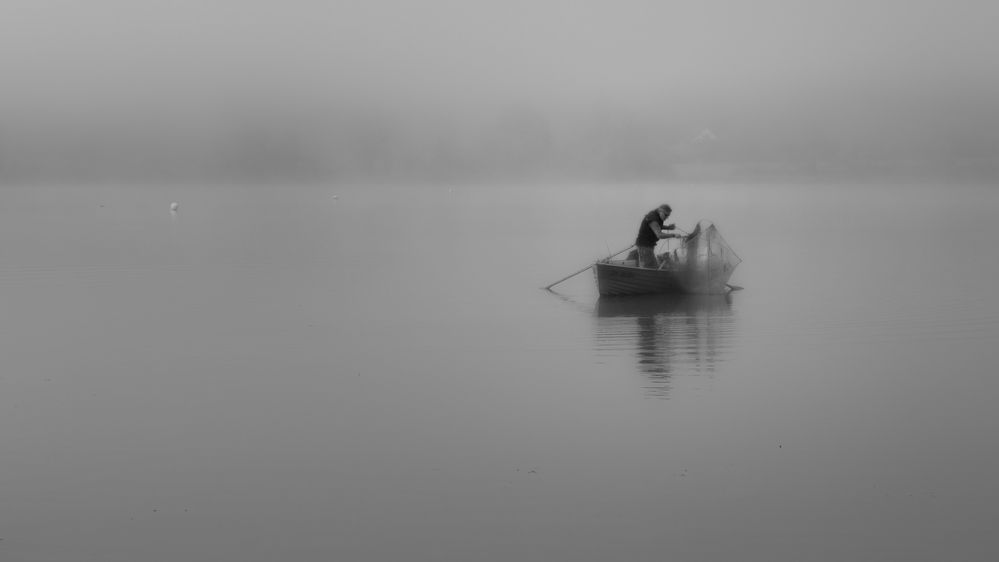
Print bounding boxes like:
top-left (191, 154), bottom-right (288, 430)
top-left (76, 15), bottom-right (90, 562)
top-left (545, 220), bottom-right (741, 296)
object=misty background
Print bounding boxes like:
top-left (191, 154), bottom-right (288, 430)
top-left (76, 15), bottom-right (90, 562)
top-left (5, 4), bottom-right (999, 560)
top-left (2, 0), bottom-right (997, 185)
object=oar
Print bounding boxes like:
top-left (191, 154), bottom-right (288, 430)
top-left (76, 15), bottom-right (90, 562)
top-left (543, 245), bottom-right (634, 291)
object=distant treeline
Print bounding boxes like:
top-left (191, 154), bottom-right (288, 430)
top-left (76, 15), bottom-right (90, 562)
top-left (1, 104), bottom-right (996, 184)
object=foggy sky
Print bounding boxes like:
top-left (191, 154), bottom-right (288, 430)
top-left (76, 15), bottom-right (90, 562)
top-left (2, 0), bottom-right (997, 182)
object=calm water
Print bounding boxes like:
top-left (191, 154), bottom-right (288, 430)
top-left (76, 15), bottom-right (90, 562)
top-left (1, 181), bottom-right (997, 561)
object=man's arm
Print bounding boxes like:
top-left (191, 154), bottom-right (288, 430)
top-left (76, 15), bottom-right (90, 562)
top-left (650, 222), bottom-right (682, 239)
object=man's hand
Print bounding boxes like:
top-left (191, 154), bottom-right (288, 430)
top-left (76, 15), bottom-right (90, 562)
top-left (663, 223), bottom-right (676, 230)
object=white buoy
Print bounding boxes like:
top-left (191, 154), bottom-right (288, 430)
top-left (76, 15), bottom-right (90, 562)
top-left (170, 202), bottom-right (179, 211)
top-left (331, 195), bottom-right (339, 200)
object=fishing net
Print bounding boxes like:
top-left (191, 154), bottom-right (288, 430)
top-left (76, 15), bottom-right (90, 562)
top-left (658, 220), bottom-right (741, 294)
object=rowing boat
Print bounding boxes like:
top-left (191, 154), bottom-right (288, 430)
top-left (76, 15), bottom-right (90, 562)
top-left (593, 221), bottom-right (740, 296)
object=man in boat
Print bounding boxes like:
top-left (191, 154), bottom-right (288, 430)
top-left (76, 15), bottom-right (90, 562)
top-left (634, 204), bottom-right (683, 268)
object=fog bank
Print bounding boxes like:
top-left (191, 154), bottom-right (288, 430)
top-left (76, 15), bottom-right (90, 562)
top-left (2, 0), bottom-right (997, 184)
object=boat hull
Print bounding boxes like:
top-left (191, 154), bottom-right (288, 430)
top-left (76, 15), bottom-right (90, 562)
top-left (593, 261), bottom-right (687, 296)
top-left (593, 260), bottom-right (735, 296)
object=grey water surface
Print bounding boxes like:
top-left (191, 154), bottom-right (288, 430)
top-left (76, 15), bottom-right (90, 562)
top-left (1, 181), bottom-right (997, 561)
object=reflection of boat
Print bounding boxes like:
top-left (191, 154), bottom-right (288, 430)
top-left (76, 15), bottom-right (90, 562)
top-left (593, 221), bottom-right (740, 296)
top-left (594, 293), bottom-right (735, 398)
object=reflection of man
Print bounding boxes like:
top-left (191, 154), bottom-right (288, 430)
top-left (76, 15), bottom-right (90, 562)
top-left (635, 204), bottom-right (683, 268)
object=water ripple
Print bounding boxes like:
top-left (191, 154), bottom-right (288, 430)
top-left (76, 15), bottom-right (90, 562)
top-left (784, 291), bottom-right (999, 345)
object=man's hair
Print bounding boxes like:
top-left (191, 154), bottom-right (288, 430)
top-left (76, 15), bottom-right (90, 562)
top-left (658, 204), bottom-right (672, 214)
